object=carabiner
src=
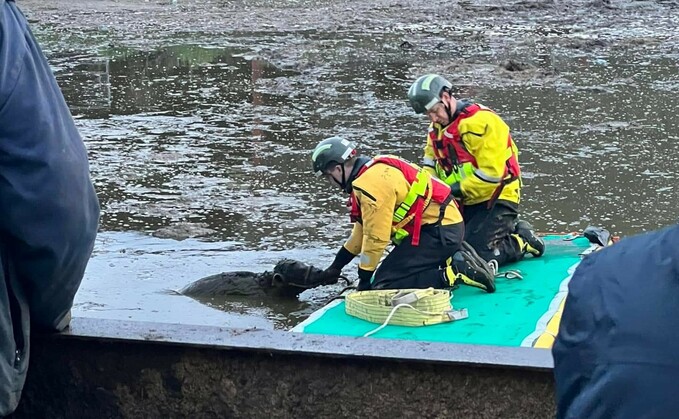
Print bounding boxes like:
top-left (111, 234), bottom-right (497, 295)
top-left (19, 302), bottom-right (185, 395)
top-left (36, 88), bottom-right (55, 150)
top-left (495, 270), bottom-right (523, 280)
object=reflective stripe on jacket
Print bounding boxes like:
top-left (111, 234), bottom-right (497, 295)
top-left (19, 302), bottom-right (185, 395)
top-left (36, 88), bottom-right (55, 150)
top-left (423, 102), bottom-right (521, 205)
top-left (344, 156), bottom-right (461, 271)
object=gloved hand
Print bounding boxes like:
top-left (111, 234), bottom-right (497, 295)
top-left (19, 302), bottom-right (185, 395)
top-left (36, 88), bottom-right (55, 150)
top-left (322, 246), bottom-right (355, 284)
top-left (320, 266), bottom-right (342, 284)
top-left (357, 268), bottom-right (373, 291)
top-left (332, 246), bottom-right (355, 268)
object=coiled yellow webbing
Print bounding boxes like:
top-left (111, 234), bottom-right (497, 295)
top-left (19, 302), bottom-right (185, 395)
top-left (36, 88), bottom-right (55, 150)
top-left (345, 288), bottom-right (467, 336)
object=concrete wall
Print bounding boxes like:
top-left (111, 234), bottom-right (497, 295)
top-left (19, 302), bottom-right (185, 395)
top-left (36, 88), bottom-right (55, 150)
top-left (12, 318), bottom-right (555, 418)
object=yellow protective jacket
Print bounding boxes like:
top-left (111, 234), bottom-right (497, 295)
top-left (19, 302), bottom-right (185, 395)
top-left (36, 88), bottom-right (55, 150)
top-left (343, 160), bottom-right (463, 273)
top-left (423, 103), bottom-right (521, 206)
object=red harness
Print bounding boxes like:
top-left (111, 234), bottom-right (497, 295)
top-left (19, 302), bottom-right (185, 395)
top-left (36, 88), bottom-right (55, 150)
top-left (429, 103), bottom-right (520, 181)
top-left (348, 156), bottom-right (453, 246)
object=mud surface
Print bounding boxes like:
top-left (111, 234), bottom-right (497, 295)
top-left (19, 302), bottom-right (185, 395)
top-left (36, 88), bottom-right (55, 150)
top-left (19, 0), bottom-right (679, 328)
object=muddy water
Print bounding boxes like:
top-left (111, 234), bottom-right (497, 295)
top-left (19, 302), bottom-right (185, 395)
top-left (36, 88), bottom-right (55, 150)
top-left (20, 0), bottom-right (679, 329)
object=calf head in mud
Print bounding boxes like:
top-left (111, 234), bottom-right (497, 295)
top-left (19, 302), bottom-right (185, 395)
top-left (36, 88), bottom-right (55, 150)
top-left (272, 258), bottom-right (340, 292)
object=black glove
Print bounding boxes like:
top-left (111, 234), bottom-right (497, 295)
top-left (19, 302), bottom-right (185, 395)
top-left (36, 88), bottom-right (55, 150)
top-left (330, 246), bottom-right (355, 271)
top-left (320, 266), bottom-right (342, 283)
top-left (318, 246), bottom-right (355, 283)
top-left (357, 268), bottom-right (374, 291)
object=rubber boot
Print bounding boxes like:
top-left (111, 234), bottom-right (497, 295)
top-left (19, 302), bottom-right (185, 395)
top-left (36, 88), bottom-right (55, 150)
top-left (514, 220), bottom-right (545, 257)
top-left (443, 243), bottom-right (496, 293)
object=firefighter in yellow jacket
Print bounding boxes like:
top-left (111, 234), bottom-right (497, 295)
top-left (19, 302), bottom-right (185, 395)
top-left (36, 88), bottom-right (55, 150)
top-left (407, 74), bottom-right (545, 266)
top-left (311, 136), bottom-right (495, 292)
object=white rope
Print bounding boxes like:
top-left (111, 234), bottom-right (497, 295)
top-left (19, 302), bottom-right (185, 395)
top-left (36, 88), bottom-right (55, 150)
top-left (488, 259), bottom-right (499, 276)
top-left (362, 303), bottom-right (441, 337)
top-left (488, 258), bottom-right (523, 279)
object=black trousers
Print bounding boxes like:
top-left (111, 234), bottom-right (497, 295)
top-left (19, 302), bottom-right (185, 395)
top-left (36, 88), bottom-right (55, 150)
top-left (462, 200), bottom-right (523, 266)
top-left (371, 222), bottom-right (464, 290)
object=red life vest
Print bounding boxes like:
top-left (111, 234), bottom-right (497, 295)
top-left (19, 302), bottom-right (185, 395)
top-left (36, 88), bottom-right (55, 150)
top-left (429, 103), bottom-right (521, 184)
top-left (348, 156), bottom-right (454, 246)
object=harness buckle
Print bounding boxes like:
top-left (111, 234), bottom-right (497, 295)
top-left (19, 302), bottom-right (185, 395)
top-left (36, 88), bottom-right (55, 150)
top-left (392, 228), bottom-right (409, 245)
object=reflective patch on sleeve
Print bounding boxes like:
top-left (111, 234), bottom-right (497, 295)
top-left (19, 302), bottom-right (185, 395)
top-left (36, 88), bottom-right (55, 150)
top-left (422, 158), bottom-right (436, 168)
top-left (473, 168), bottom-right (503, 183)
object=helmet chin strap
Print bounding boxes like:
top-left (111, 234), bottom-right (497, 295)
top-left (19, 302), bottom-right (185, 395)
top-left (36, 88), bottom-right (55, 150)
top-left (441, 90), bottom-right (454, 125)
top-left (443, 99), bottom-right (454, 126)
top-left (445, 104), bottom-right (454, 125)
top-left (333, 163), bottom-right (348, 191)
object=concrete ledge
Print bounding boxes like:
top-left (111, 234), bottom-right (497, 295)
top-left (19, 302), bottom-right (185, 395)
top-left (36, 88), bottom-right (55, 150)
top-left (14, 317), bottom-right (556, 418)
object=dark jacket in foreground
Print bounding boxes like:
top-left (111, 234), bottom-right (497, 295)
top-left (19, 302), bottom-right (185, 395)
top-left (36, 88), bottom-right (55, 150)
top-left (553, 223), bottom-right (679, 419)
top-left (0, 0), bottom-right (100, 414)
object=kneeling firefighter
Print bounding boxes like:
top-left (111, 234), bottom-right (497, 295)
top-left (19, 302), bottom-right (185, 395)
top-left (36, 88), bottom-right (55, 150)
top-left (311, 136), bottom-right (495, 292)
top-left (408, 74), bottom-right (545, 266)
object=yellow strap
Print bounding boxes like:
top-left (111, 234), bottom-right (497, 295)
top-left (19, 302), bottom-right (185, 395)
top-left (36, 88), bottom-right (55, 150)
top-left (391, 176), bottom-right (433, 241)
top-left (345, 288), bottom-right (468, 330)
top-left (390, 170), bottom-right (435, 244)
top-left (393, 214), bottom-right (415, 232)
top-left (393, 170), bottom-right (430, 222)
